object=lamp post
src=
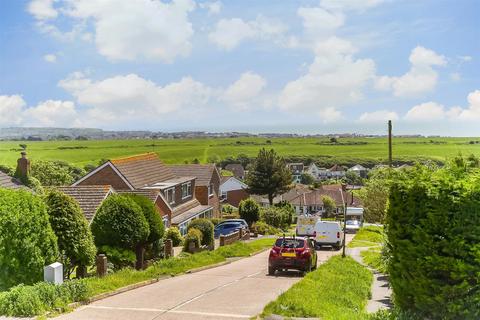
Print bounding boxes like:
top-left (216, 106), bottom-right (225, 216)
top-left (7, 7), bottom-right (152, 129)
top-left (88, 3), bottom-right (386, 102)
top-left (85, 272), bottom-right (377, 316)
top-left (339, 188), bottom-right (347, 258)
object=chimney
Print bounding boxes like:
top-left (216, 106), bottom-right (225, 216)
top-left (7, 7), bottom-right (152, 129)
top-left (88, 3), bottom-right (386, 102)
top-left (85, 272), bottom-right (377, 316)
top-left (15, 151), bottom-right (30, 182)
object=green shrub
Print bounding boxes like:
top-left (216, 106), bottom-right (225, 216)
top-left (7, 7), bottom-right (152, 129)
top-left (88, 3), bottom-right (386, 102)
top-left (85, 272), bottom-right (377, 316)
top-left (221, 204), bottom-right (236, 214)
top-left (183, 228), bottom-right (203, 253)
top-left (0, 280), bottom-right (88, 317)
top-left (124, 194), bottom-right (165, 243)
top-left (252, 221), bottom-right (281, 235)
top-left (165, 227), bottom-right (183, 246)
top-left (30, 160), bottom-right (85, 186)
top-left (261, 207), bottom-right (291, 230)
top-left (98, 245), bottom-right (136, 270)
top-left (91, 195), bottom-right (150, 249)
top-left (386, 164), bottom-right (480, 319)
top-left (45, 189), bottom-right (96, 278)
top-left (0, 189), bottom-right (58, 290)
top-left (209, 218), bottom-right (225, 226)
top-left (238, 198), bottom-right (260, 226)
top-left (187, 219), bottom-right (214, 247)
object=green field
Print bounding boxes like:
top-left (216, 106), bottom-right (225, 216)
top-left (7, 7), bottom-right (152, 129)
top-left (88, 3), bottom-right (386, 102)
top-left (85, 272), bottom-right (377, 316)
top-left (1, 136), bottom-right (480, 168)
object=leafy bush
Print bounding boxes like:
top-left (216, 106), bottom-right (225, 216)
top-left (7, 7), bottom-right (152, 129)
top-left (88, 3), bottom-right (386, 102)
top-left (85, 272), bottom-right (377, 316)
top-left (187, 219), bottom-right (214, 247)
top-left (238, 198), bottom-right (260, 226)
top-left (183, 228), bottom-right (203, 253)
top-left (165, 227), bottom-right (183, 246)
top-left (386, 164), bottom-right (480, 319)
top-left (45, 189), bottom-right (96, 278)
top-left (221, 204), bottom-right (236, 214)
top-left (31, 160), bottom-right (86, 186)
top-left (123, 194), bottom-right (165, 244)
top-left (98, 245), bottom-right (136, 270)
top-left (209, 218), bottom-right (225, 226)
top-left (91, 195), bottom-right (150, 249)
top-left (252, 221), bottom-right (281, 235)
top-left (0, 280), bottom-right (88, 317)
top-left (0, 189), bottom-right (58, 290)
top-left (260, 207), bottom-right (291, 230)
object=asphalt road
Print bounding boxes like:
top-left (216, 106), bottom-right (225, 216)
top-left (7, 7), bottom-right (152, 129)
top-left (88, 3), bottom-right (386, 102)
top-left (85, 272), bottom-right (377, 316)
top-left (56, 234), bottom-right (353, 320)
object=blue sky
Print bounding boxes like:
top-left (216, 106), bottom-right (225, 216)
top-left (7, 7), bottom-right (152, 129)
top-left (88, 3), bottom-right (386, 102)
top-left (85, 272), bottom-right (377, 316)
top-left (0, 0), bottom-right (479, 135)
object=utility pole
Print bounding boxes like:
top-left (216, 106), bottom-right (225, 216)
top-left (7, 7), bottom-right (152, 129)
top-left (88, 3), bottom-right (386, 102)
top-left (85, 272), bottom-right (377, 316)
top-left (340, 188), bottom-right (347, 258)
top-left (388, 120), bottom-right (393, 168)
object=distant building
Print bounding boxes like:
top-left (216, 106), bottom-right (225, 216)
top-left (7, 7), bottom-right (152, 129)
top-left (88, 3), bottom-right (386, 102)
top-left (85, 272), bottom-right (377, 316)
top-left (348, 164), bottom-right (368, 178)
top-left (224, 164), bottom-right (245, 180)
top-left (287, 163), bottom-right (304, 183)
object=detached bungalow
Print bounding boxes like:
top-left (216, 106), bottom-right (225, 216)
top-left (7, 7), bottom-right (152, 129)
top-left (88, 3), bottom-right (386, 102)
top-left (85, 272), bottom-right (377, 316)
top-left (72, 153), bottom-right (213, 235)
top-left (220, 176), bottom-right (249, 207)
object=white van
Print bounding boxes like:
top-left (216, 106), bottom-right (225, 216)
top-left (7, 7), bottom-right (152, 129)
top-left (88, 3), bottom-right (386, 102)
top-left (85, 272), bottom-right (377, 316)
top-left (296, 216), bottom-right (319, 236)
top-left (313, 221), bottom-right (344, 250)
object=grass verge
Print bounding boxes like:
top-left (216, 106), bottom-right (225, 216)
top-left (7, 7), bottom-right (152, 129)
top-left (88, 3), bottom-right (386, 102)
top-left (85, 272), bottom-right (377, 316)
top-left (348, 225), bottom-right (384, 248)
top-left (261, 255), bottom-right (373, 320)
top-left (0, 237), bottom-right (274, 317)
top-left (360, 248), bottom-right (386, 273)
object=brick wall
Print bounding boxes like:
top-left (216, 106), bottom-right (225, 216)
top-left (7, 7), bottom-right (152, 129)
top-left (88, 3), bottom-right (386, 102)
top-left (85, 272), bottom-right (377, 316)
top-left (225, 189), bottom-right (249, 207)
top-left (78, 165), bottom-right (130, 190)
top-left (155, 197), bottom-right (172, 226)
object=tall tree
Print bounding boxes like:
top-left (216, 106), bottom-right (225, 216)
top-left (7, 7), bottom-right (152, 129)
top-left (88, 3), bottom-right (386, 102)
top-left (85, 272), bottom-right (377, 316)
top-left (246, 148), bottom-right (292, 205)
top-left (321, 195), bottom-right (337, 218)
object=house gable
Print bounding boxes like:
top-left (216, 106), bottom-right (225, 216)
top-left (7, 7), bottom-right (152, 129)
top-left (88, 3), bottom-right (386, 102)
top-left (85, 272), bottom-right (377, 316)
top-left (73, 162), bottom-right (133, 190)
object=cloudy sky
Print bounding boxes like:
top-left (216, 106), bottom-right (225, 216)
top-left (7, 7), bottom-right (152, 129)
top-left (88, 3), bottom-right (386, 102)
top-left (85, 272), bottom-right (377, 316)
top-left (0, 0), bottom-right (479, 135)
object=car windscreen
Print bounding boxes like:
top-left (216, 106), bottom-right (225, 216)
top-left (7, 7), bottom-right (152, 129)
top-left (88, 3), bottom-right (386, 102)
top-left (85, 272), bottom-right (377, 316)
top-left (275, 238), bottom-right (305, 248)
top-left (346, 220), bottom-right (359, 225)
top-left (218, 223), bottom-right (240, 229)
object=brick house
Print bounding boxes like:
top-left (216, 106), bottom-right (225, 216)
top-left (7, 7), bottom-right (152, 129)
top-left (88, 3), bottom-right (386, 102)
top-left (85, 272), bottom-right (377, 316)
top-left (219, 176), bottom-right (249, 207)
top-left (57, 185), bottom-right (114, 223)
top-left (72, 153), bottom-right (213, 235)
top-left (168, 164), bottom-right (221, 216)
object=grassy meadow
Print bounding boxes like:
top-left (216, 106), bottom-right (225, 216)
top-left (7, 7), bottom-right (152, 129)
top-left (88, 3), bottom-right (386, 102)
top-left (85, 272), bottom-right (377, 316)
top-left (1, 136), bottom-right (480, 167)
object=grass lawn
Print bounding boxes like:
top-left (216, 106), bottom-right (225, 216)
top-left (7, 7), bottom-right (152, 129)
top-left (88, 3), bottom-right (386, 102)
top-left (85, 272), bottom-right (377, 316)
top-left (261, 255), bottom-right (373, 320)
top-left (1, 136), bottom-right (479, 167)
top-left (360, 248), bottom-right (387, 273)
top-left (348, 225), bottom-right (384, 248)
top-left (0, 238), bottom-right (275, 317)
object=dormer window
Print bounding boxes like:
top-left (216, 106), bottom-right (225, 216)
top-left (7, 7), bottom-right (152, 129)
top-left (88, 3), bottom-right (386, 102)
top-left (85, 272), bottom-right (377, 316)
top-left (208, 183), bottom-right (214, 196)
top-left (182, 182), bottom-right (192, 199)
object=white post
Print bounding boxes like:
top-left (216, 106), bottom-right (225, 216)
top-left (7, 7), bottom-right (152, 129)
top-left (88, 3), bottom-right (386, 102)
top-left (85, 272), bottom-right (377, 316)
top-left (44, 262), bottom-right (63, 285)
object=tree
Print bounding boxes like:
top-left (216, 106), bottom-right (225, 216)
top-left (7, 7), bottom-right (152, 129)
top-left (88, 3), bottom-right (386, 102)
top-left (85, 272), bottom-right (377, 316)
top-left (19, 144), bottom-right (27, 150)
top-left (0, 189), bottom-right (58, 290)
top-left (91, 195), bottom-right (150, 270)
top-left (31, 160), bottom-right (86, 186)
top-left (238, 198), bottom-right (260, 226)
top-left (44, 190), bottom-right (96, 278)
top-left (321, 195), bottom-right (337, 218)
top-left (246, 148), bottom-right (292, 205)
top-left (344, 170), bottom-right (363, 186)
top-left (300, 173), bottom-right (315, 185)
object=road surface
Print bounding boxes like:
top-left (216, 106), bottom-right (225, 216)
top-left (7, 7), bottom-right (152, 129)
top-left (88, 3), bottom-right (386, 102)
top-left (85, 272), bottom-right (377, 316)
top-left (56, 235), bottom-right (353, 320)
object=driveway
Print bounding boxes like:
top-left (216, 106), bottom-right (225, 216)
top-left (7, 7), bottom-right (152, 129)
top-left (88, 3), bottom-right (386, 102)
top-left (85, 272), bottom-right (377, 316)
top-left (56, 235), bottom-right (353, 320)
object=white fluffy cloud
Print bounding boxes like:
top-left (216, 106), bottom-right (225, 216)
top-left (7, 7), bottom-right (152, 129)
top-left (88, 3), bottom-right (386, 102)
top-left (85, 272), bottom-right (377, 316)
top-left (0, 95), bottom-right (27, 126)
top-left (405, 102), bottom-right (446, 121)
top-left (43, 53), bottom-right (57, 63)
top-left (319, 0), bottom-right (385, 12)
top-left (297, 7), bottom-right (344, 36)
top-left (59, 73), bottom-right (212, 121)
top-left (23, 100), bottom-right (78, 126)
top-left (453, 90), bottom-right (480, 120)
top-left (279, 37), bottom-right (375, 114)
top-left (375, 46), bottom-right (446, 97)
top-left (208, 15), bottom-right (288, 50)
top-left (29, 0), bottom-right (195, 62)
top-left (199, 1), bottom-right (222, 15)
top-left (221, 72), bottom-right (267, 109)
top-left (27, 0), bottom-right (58, 20)
top-left (358, 110), bottom-right (399, 123)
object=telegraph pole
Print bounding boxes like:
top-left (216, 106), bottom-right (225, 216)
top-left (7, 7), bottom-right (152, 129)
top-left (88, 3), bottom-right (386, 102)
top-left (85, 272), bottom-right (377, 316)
top-left (340, 188), bottom-right (347, 258)
top-left (388, 120), bottom-right (393, 168)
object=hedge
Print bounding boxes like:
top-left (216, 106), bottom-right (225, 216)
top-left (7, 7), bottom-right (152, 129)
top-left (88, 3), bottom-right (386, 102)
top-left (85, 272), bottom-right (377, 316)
top-left (0, 189), bottom-right (58, 290)
top-left (187, 219), bottom-right (214, 247)
top-left (386, 164), bottom-right (480, 319)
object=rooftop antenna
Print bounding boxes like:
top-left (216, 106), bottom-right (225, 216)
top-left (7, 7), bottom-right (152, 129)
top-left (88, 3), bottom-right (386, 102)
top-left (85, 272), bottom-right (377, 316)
top-left (388, 120), bottom-right (393, 168)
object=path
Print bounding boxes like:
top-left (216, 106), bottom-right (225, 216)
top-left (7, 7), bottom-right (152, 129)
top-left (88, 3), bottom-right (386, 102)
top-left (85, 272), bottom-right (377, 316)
top-left (55, 235), bottom-right (353, 320)
top-left (347, 247), bottom-right (392, 313)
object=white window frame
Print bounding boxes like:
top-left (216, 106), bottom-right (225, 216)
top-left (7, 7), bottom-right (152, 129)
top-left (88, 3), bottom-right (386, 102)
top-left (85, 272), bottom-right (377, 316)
top-left (166, 187), bottom-right (175, 205)
top-left (181, 182), bottom-right (192, 199)
top-left (208, 183), bottom-right (214, 197)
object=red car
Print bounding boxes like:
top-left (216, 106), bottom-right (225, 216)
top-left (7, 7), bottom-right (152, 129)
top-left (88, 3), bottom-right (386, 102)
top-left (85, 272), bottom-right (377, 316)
top-left (268, 237), bottom-right (318, 275)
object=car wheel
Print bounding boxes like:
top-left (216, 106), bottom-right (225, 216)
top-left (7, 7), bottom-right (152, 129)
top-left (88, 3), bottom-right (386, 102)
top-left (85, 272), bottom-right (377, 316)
top-left (312, 257), bottom-right (317, 270)
top-left (268, 266), bottom-right (275, 275)
top-left (305, 262), bottom-right (312, 273)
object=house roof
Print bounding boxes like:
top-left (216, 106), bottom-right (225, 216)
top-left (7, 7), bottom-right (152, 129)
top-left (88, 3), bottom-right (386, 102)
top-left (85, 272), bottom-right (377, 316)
top-left (224, 164), bottom-right (245, 177)
top-left (0, 172), bottom-right (27, 190)
top-left (110, 153), bottom-right (176, 188)
top-left (168, 164), bottom-right (218, 186)
top-left (290, 187), bottom-right (361, 207)
top-left (171, 204), bottom-right (212, 225)
top-left (329, 164), bottom-right (345, 171)
top-left (57, 185), bottom-right (113, 222)
top-left (350, 164), bottom-right (367, 171)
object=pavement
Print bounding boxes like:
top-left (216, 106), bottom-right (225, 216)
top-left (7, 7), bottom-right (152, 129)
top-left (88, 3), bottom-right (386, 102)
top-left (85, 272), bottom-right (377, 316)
top-left (55, 235), bottom-right (353, 320)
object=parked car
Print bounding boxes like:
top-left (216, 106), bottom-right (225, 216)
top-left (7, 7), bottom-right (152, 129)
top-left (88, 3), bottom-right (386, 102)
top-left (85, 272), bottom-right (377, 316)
top-left (313, 220), bottom-right (344, 250)
top-left (268, 237), bottom-right (317, 275)
top-left (345, 220), bottom-right (361, 233)
top-left (214, 219), bottom-right (249, 238)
